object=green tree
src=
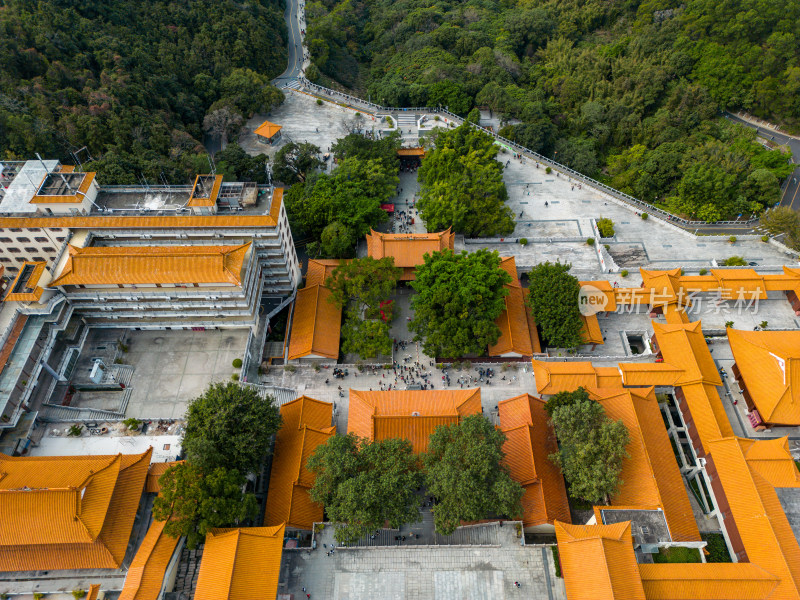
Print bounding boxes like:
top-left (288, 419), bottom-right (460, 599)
top-left (331, 132), bottom-right (401, 169)
top-left (409, 249), bottom-right (511, 357)
top-left (526, 262), bottom-right (583, 348)
top-left (549, 396), bottom-right (630, 504)
top-left (153, 462), bottom-right (258, 549)
top-left (596, 218), bottom-right (615, 238)
top-left (181, 382), bottom-right (282, 474)
top-left (326, 257), bottom-right (402, 316)
top-left (760, 206), bottom-right (800, 249)
top-left (307, 434), bottom-right (423, 544)
top-left (272, 141), bottom-right (322, 184)
top-left (214, 143), bottom-right (269, 183)
top-left (313, 221), bottom-right (355, 258)
top-left (341, 316), bottom-right (393, 359)
top-left (423, 415), bottom-right (523, 535)
top-left (417, 124), bottom-right (514, 237)
top-left (219, 68), bottom-right (284, 116)
top-left (544, 387), bottom-right (590, 419)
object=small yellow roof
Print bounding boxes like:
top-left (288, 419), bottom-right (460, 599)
top-left (579, 313), bottom-right (603, 345)
top-left (366, 229), bottom-right (454, 279)
top-left (652, 321), bottom-right (721, 386)
top-left (254, 120), bottom-right (282, 138)
top-left (531, 360), bottom-right (603, 394)
top-left (49, 243), bottom-right (251, 287)
top-left (194, 525), bottom-right (286, 600)
top-left (30, 172), bottom-right (96, 204)
top-left (728, 328), bottom-right (800, 425)
top-left (638, 563), bottom-right (779, 600)
top-left (4, 261), bottom-right (48, 302)
top-left (187, 174), bottom-right (223, 207)
top-left (119, 518), bottom-right (180, 600)
top-left (490, 285), bottom-right (541, 357)
top-left (305, 259), bottom-right (343, 287)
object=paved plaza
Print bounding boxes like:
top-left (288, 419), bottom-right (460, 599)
top-left (123, 329), bottom-right (249, 418)
top-left (282, 524), bottom-right (565, 600)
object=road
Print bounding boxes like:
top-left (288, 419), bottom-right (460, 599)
top-left (724, 113), bottom-right (800, 211)
top-left (272, 0), bottom-right (304, 89)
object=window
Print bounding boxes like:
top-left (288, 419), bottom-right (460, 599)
top-left (34, 237), bottom-right (47, 243)
top-left (9, 228), bottom-right (21, 232)
top-left (44, 247), bottom-right (55, 253)
top-left (56, 237), bottom-right (66, 242)
top-left (7, 248), bottom-right (20, 254)
top-left (33, 257), bottom-right (45, 262)
top-left (24, 247), bottom-right (37, 253)
top-left (0, 238), bottom-right (11, 243)
top-left (28, 228), bottom-right (40, 232)
top-left (16, 237), bottom-right (30, 242)
top-left (0, 258), bottom-right (11, 263)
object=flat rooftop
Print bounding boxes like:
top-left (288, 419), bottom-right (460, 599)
top-left (0, 159), bottom-right (59, 213)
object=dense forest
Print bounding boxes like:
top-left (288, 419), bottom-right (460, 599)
top-left (305, 0), bottom-right (799, 221)
top-left (0, 0), bottom-right (287, 184)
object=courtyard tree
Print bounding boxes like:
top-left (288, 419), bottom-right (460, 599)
top-left (325, 257), bottom-right (402, 359)
top-left (423, 415), bottom-right (523, 535)
top-left (284, 156), bottom-right (396, 243)
top-left (153, 462), bottom-right (258, 549)
top-left (409, 249), bottom-right (511, 358)
top-left (271, 141), bottom-right (322, 184)
top-left (526, 262), bottom-right (583, 349)
top-left (331, 131), bottom-right (401, 169)
top-left (760, 206), bottom-right (800, 250)
top-left (307, 434), bottom-right (423, 544)
top-left (548, 392), bottom-right (630, 504)
top-left (312, 221), bottom-right (355, 258)
top-left (417, 124), bottom-right (515, 237)
top-left (181, 382), bottom-right (282, 474)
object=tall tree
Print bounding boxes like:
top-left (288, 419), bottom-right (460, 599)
top-left (325, 257), bottom-right (402, 316)
top-left (423, 415), bottom-right (523, 535)
top-left (272, 141), bottom-right (322, 184)
top-left (527, 262), bottom-right (583, 349)
top-left (307, 434), bottom-right (423, 544)
top-left (153, 462), bottom-right (258, 549)
top-left (409, 249), bottom-right (511, 358)
top-left (203, 107), bottom-right (243, 148)
top-left (549, 394), bottom-right (630, 504)
top-left (181, 382), bottom-right (282, 475)
top-left (417, 124), bottom-right (515, 237)
top-left (760, 206), bottom-right (800, 249)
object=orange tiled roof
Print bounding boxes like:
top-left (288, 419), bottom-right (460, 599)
top-left (30, 172), bottom-right (96, 204)
top-left (680, 383), bottom-right (735, 445)
top-left (579, 313), bottom-right (603, 345)
top-left (187, 174), bottom-right (223, 207)
top-left (554, 520), bottom-right (645, 600)
top-left (708, 269), bottom-right (768, 300)
top-left (707, 437), bottom-right (800, 599)
top-left (49, 243), bottom-right (251, 287)
top-left (264, 396), bottom-right (335, 530)
top-left (365, 229), bottom-right (454, 279)
top-left (0, 314), bottom-right (28, 376)
top-left (498, 394), bottom-right (570, 527)
top-left (4, 261), bottom-right (48, 302)
top-left (287, 285), bottom-right (341, 360)
top-left (638, 563), bottom-right (779, 600)
top-left (0, 449), bottom-right (151, 571)
top-left (728, 328), bottom-right (800, 425)
top-left (579, 280), bottom-right (618, 313)
top-left (118, 518), bottom-right (180, 600)
top-left (531, 360), bottom-right (622, 394)
top-left (640, 268), bottom-right (689, 307)
top-left (652, 321), bottom-right (721, 386)
top-left (397, 147), bottom-right (425, 157)
top-left (254, 120), bottom-right (282, 138)
top-left (194, 525), bottom-right (285, 600)
top-left (145, 461), bottom-right (183, 494)
top-left (589, 388), bottom-right (700, 542)
top-left (618, 363), bottom-right (684, 387)
top-left (490, 285), bottom-right (541, 357)
top-left (305, 259), bottom-right (342, 287)
top-left (736, 436), bottom-right (800, 488)
top-left (348, 389), bottom-right (481, 453)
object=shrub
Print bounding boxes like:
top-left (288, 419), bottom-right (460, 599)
top-left (641, 213), bottom-right (649, 220)
top-left (232, 358), bottom-right (243, 369)
top-left (620, 269), bottom-right (629, 277)
top-left (385, 116), bottom-right (394, 126)
top-left (760, 321), bottom-right (768, 330)
top-left (314, 363), bottom-right (321, 372)
top-left (316, 98), bottom-right (323, 106)
top-left (725, 321), bottom-right (734, 329)
top-left (231, 373), bottom-right (240, 381)
top-left (123, 417), bottom-right (141, 431)
top-left (551, 546), bottom-right (562, 578)
top-left (729, 235), bottom-right (737, 243)
top-left (433, 115), bottom-right (440, 121)
top-left (34, 594), bottom-right (44, 600)
top-left (67, 424), bottom-right (83, 437)
top-left (604, 244), bottom-right (610, 251)
top-left (354, 112), bottom-right (362, 118)
top-left (723, 256), bottom-right (747, 266)
top-left (652, 546), bottom-right (701, 563)
top-left (545, 166), bottom-right (552, 174)
top-left (761, 234), bottom-right (769, 242)
top-left (72, 590), bottom-right (87, 599)
top-left (586, 237), bottom-right (595, 246)
top-left (284, 364), bottom-right (297, 373)
top-left (596, 218), bottom-right (615, 238)
top-left (699, 268), bottom-right (708, 275)
top-left (680, 268), bottom-right (685, 275)
top-left (519, 238), bottom-right (528, 246)
top-left (702, 532), bottom-right (732, 563)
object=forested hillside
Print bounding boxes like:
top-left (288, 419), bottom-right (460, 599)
top-left (306, 0), bottom-right (799, 221)
top-left (0, 0), bottom-right (286, 183)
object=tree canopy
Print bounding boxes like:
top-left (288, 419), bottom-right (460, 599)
top-left (527, 262), bottom-right (583, 349)
top-left (760, 206), bottom-right (800, 250)
top-left (306, 0), bottom-right (799, 221)
top-left (547, 389), bottom-right (630, 505)
top-left (325, 257), bottom-right (402, 359)
top-left (153, 462), bottom-right (258, 549)
top-left (0, 0), bottom-right (287, 184)
top-left (272, 141), bottom-right (322, 185)
top-left (307, 434), bottom-right (423, 544)
top-left (417, 124), bottom-right (515, 237)
top-left (181, 382), bottom-right (282, 475)
top-left (423, 415), bottom-right (523, 535)
top-left (409, 249), bottom-right (511, 358)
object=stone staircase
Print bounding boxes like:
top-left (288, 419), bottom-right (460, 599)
top-left (395, 113), bottom-right (419, 145)
top-left (39, 403), bottom-right (125, 422)
top-left (347, 517), bottom-right (502, 548)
